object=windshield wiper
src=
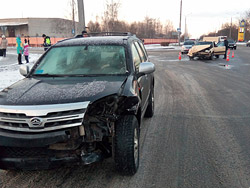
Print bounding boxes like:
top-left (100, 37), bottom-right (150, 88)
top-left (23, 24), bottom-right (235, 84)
top-left (68, 74), bottom-right (127, 77)
top-left (32, 73), bottom-right (129, 77)
top-left (32, 74), bottom-right (67, 77)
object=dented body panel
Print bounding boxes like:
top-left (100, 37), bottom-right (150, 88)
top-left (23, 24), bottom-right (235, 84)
top-left (188, 41), bottom-right (225, 59)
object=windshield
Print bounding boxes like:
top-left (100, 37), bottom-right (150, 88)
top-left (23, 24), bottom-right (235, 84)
top-left (184, 41), bottom-right (195, 45)
top-left (196, 42), bottom-right (212, 45)
top-left (217, 42), bottom-right (225, 46)
top-left (33, 45), bottom-right (127, 76)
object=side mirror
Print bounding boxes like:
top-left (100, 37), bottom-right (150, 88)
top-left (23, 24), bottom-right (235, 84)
top-left (139, 62), bottom-right (155, 75)
top-left (19, 65), bottom-right (30, 76)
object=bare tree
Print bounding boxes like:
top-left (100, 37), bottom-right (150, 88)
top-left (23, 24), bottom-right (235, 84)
top-left (102, 0), bottom-right (121, 31)
top-left (245, 10), bottom-right (250, 40)
top-left (164, 20), bottom-right (175, 38)
top-left (88, 20), bottom-right (102, 32)
top-left (64, 0), bottom-right (78, 35)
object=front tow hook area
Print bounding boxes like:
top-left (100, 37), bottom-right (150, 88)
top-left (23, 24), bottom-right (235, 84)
top-left (81, 152), bottom-right (103, 165)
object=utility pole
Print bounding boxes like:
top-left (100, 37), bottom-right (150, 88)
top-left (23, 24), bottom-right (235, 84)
top-left (178, 0), bottom-right (182, 46)
top-left (229, 17), bottom-right (232, 39)
top-left (185, 16), bottom-right (187, 39)
top-left (184, 13), bottom-right (191, 40)
top-left (77, 0), bottom-right (86, 32)
top-left (72, 0), bottom-right (76, 36)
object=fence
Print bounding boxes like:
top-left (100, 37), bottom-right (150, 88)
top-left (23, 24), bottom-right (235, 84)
top-left (143, 38), bottom-right (178, 45)
top-left (6, 37), bottom-right (65, 47)
top-left (5, 37), bottom-right (178, 47)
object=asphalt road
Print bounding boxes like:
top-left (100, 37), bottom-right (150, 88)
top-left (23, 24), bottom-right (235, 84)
top-left (1, 45), bottom-right (250, 188)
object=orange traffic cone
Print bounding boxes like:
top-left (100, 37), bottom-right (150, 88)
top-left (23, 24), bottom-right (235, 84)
top-left (226, 54), bottom-right (230, 62)
top-left (228, 49), bottom-right (230, 55)
top-left (232, 51), bottom-right (234, 58)
top-left (178, 52), bottom-right (181, 60)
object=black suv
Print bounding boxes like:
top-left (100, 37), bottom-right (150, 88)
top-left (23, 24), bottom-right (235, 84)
top-left (228, 39), bottom-right (237, 50)
top-left (0, 32), bottom-right (155, 175)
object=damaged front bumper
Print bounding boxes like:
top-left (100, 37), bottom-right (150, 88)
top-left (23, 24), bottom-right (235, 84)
top-left (0, 127), bottom-right (82, 170)
top-left (0, 127), bottom-right (105, 170)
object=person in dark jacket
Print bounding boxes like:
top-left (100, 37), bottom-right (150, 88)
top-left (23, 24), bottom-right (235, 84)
top-left (42, 34), bottom-right (51, 51)
top-left (74, 30), bottom-right (88, 38)
top-left (223, 37), bottom-right (229, 59)
top-left (82, 30), bottom-right (88, 37)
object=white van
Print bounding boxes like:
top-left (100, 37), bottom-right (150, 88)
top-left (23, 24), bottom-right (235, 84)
top-left (218, 36), bottom-right (227, 42)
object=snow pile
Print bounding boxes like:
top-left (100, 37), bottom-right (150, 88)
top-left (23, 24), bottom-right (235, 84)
top-left (0, 54), bottom-right (41, 91)
top-left (145, 44), bottom-right (182, 51)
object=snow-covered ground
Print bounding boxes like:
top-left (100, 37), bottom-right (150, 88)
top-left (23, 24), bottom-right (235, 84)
top-left (145, 44), bottom-right (182, 50)
top-left (236, 42), bottom-right (247, 46)
top-left (0, 53), bottom-right (41, 91)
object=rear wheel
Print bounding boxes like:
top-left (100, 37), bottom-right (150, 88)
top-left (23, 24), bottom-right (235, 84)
top-left (114, 115), bottom-right (139, 175)
top-left (189, 56), bottom-right (194, 60)
top-left (215, 55), bottom-right (219, 58)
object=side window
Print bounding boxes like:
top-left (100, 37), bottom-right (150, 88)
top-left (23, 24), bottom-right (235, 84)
top-left (135, 42), bottom-right (147, 62)
top-left (138, 41), bottom-right (148, 61)
top-left (131, 43), bottom-right (142, 72)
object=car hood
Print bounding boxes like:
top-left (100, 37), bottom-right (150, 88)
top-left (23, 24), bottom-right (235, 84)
top-left (0, 76), bottom-right (128, 105)
top-left (188, 45), bottom-right (211, 55)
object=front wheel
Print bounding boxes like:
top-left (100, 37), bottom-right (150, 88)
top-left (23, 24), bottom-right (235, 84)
top-left (114, 115), bottom-right (139, 175)
top-left (209, 53), bottom-right (214, 60)
top-left (144, 89), bottom-right (154, 118)
top-left (189, 56), bottom-right (194, 60)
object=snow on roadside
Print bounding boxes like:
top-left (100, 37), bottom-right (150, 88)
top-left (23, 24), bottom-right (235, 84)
top-left (145, 44), bottom-right (181, 51)
top-left (0, 54), bottom-right (41, 91)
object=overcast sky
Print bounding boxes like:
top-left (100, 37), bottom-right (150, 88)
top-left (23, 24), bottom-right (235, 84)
top-left (0, 0), bottom-right (249, 38)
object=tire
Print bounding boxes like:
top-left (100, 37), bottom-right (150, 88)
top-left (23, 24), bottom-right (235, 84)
top-left (144, 89), bottom-right (154, 118)
top-left (114, 115), bottom-right (139, 175)
top-left (215, 55), bottom-right (219, 58)
top-left (234, 47), bottom-right (237, 50)
top-left (210, 53), bottom-right (214, 60)
top-left (189, 56), bottom-right (194, 60)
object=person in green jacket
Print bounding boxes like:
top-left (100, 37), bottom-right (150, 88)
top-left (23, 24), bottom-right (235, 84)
top-left (42, 34), bottom-right (51, 51)
top-left (16, 35), bottom-right (23, 64)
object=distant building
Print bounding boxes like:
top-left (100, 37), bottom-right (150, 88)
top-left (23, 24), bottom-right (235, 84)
top-left (0, 18), bottom-right (80, 38)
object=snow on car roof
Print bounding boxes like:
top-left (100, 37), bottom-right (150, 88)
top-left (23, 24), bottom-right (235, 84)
top-left (54, 36), bottom-right (132, 47)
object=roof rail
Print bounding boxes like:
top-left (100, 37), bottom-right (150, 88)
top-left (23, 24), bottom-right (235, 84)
top-left (57, 37), bottom-right (75, 43)
top-left (87, 32), bottom-right (134, 37)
